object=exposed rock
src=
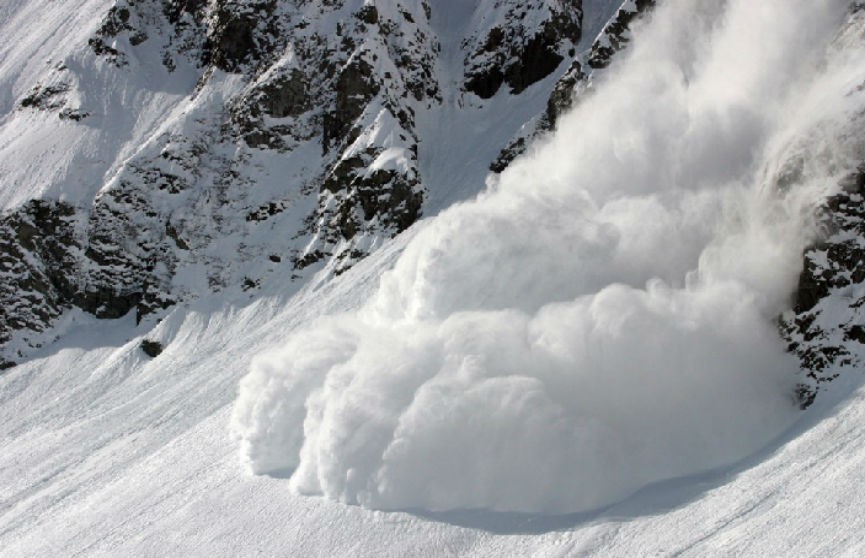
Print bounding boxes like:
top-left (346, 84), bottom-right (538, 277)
top-left (81, 179), bottom-right (177, 322)
top-left (246, 201), bottom-right (288, 222)
top-left (0, 200), bottom-right (80, 363)
top-left (464, 0), bottom-right (583, 99)
top-left (357, 5), bottom-right (379, 25)
top-left (163, 0), bottom-right (209, 24)
top-left (542, 59), bottom-right (587, 130)
top-left (140, 339), bottom-right (164, 357)
top-left (1, 0), bottom-right (609, 364)
top-left (260, 69), bottom-right (310, 118)
top-left (302, 140), bottom-right (423, 273)
top-left (204, 0), bottom-right (279, 72)
top-left (491, 0), bottom-right (655, 171)
top-left (89, 1), bottom-right (148, 64)
top-left (323, 58), bottom-right (381, 152)
top-left (587, 0), bottom-right (656, 70)
top-left (781, 164), bottom-right (865, 407)
top-left (20, 80), bottom-right (89, 121)
top-left (505, 12), bottom-right (581, 94)
top-left (490, 58), bottom-right (586, 172)
top-left (20, 83), bottom-right (69, 111)
top-left (58, 108), bottom-right (90, 122)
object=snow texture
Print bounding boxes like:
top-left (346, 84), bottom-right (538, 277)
top-left (233, 0), bottom-right (865, 513)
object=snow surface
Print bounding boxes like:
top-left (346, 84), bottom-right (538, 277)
top-left (2, 220), bottom-right (865, 557)
top-left (0, 0), bottom-right (201, 210)
top-left (2, 0), bottom-right (865, 555)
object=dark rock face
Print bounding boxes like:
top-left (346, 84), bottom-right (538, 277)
top-left (88, 0), bottom-right (214, 72)
top-left (0, 200), bottom-right (80, 364)
top-left (89, 4), bottom-right (135, 61)
top-left (302, 145), bottom-right (423, 274)
top-left (82, 183), bottom-right (176, 321)
top-left (228, 0), bottom-right (438, 272)
top-left (19, 79), bottom-right (89, 121)
top-left (0, 185), bottom-right (180, 363)
top-left (464, 0), bottom-right (583, 99)
top-left (205, 1), bottom-right (279, 72)
top-left (505, 12), bottom-right (581, 94)
top-left (89, 1), bottom-right (152, 63)
top-left (20, 84), bottom-right (69, 111)
top-left (164, 0), bottom-right (209, 24)
top-left (323, 59), bottom-right (381, 153)
top-left (541, 59), bottom-right (586, 129)
top-left (781, 165), bottom-right (865, 408)
top-left (230, 68), bottom-right (313, 148)
top-left (4, 0), bottom-right (863, 413)
top-left (321, 151), bottom-right (422, 236)
top-left (260, 69), bottom-right (310, 118)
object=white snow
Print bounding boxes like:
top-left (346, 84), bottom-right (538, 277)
top-left (0, 0), bottom-right (204, 210)
top-left (1, 221), bottom-right (865, 557)
top-left (2, 0), bottom-right (865, 555)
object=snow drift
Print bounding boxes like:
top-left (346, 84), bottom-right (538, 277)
top-left (232, 0), bottom-right (865, 513)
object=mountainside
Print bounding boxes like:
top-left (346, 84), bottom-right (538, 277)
top-left (2, 0), bottom-right (865, 555)
top-left (0, 0), bottom-right (634, 368)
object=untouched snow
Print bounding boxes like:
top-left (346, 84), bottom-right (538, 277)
top-left (0, 0), bottom-right (202, 210)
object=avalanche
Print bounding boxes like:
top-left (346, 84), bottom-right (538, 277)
top-left (2, 0), bottom-right (865, 555)
top-left (233, 0), bottom-right (865, 514)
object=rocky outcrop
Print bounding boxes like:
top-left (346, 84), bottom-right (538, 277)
top-left (0, 189), bottom-right (180, 365)
top-left (140, 338), bottom-right (164, 357)
top-left (20, 83), bottom-right (70, 111)
top-left (490, 58), bottom-right (586, 172)
top-left (587, 0), bottom-right (656, 70)
top-left (204, 1), bottom-right (280, 72)
top-left (322, 59), bottom-right (381, 153)
top-left (81, 184), bottom-right (176, 321)
top-left (463, 0), bottom-right (582, 99)
top-left (0, 201), bottom-right (80, 367)
top-left (307, 145), bottom-right (423, 273)
top-left (223, 0), bottom-right (439, 271)
top-left (4, 0), bottom-right (864, 418)
top-left (491, 0), bottom-right (654, 172)
top-left (19, 70), bottom-right (90, 121)
top-left (781, 165), bottom-right (865, 408)
top-left (88, 2), bottom-right (149, 63)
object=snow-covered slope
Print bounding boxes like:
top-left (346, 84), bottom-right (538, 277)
top-left (0, 0), bottom-right (628, 367)
top-left (1, 218), bottom-right (864, 557)
top-left (3, 0), bottom-right (865, 555)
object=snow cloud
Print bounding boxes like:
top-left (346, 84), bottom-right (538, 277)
top-left (232, 0), bottom-right (865, 513)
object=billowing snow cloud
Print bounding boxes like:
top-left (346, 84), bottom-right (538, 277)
top-left (232, 0), bottom-right (865, 513)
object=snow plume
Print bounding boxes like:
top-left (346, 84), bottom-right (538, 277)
top-left (232, 0), bottom-right (865, 513)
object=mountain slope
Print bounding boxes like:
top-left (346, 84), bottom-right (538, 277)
top-left (0, 0), bottom-right (626, 367)
top-left (2, 0), bottom-right (865, 556)
top-left (0, 221), bottom-right (863, 557)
